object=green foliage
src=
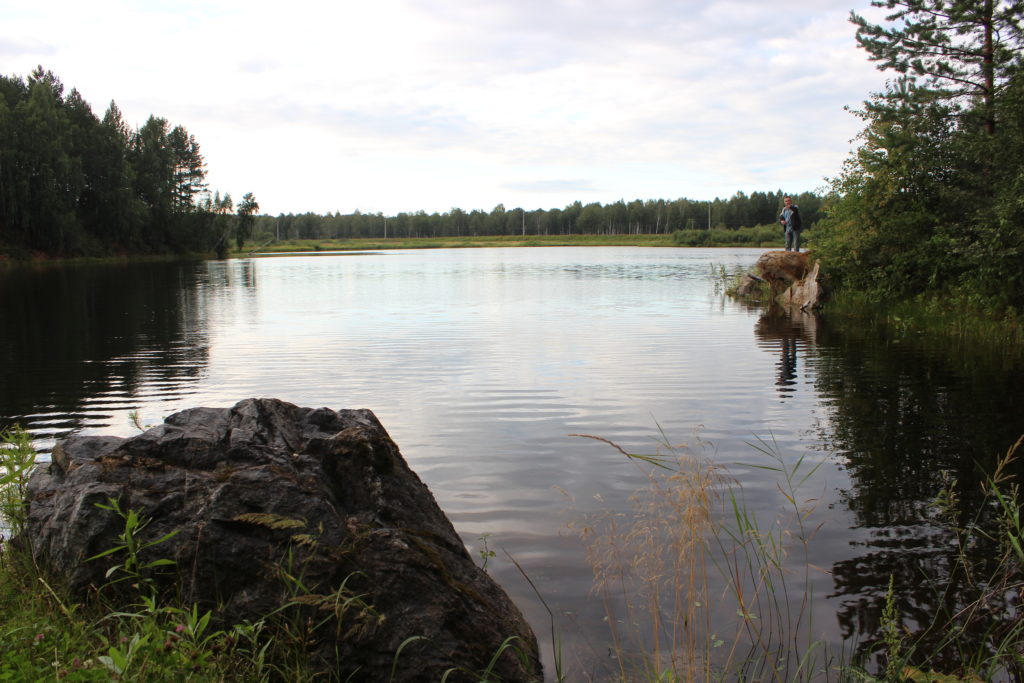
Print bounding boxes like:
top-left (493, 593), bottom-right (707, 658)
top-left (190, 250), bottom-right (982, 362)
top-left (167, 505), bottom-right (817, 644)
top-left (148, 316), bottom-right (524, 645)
top-left (816, 1), bottom-right (1024, 309)
top-left (0, 425), bottom-right (37, 536)
top-left (236, 191), bottom-right (260, 250)
top-left (476, 533), bottom-right (496, 571)
top-left (440, 635), bottom-right (536, 682)
top-left (850, 0), bottom-right (1024, 134)
top-left (250, 191), bottom-right (822, 243)
top-left (0, 68), bottom-right (256, 258)
top-left (0, 571), bottom-right (272, 682)
top-left (879, 575), bottom-right (903, 681)
top-left (673, 223), bottom-right (787, 247)
top-left (86, 498), bottom-right (181, 593)
top-left (0, 431), bottom-right (270, 682)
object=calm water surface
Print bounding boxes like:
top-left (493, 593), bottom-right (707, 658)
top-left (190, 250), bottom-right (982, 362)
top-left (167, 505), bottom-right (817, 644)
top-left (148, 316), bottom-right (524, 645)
top-left (3, 247), bottom-right (1023, 679)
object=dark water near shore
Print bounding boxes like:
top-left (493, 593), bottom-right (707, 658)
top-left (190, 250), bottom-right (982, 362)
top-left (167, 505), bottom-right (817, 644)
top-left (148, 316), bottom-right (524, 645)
top-left (2, 247), bottom-right (1022, 679)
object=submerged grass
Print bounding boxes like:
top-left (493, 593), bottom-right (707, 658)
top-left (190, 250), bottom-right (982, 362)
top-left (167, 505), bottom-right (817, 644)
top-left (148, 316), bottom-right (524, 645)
top-left (570, 430), bottom-right (1024, 682)
top-left (569, 431), bottom-right (834, 682)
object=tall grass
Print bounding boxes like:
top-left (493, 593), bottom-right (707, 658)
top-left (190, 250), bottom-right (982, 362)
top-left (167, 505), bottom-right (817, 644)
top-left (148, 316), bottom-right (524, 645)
top-left (847, 435), bottom-right (1024, 682)
top-left (570, 432), bottom-right (834, 681)
top-left (571, 431), bottom-right (1024, 682)
top-left (822, 288), bottom-right (1024, 356)
top-left (580, 434), bottom-right (721, 681)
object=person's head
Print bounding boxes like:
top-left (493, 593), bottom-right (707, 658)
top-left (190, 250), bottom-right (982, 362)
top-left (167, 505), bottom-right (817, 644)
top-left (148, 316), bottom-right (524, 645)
top-left (783, 196), bottom-right (793, 207)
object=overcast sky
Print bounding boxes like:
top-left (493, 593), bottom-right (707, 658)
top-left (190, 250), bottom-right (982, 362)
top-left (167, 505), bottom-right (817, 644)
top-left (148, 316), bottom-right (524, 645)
top-left (2, 0), bottom-right (891, 216)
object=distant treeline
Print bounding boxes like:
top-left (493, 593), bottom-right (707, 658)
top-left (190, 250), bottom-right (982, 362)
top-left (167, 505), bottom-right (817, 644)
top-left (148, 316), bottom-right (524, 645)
top-left (253, 191), bottom-right (822, 243)
top-left (0, 67), bottom-right (256, 258)
top-left (0, 67), bottom-right (819, 258)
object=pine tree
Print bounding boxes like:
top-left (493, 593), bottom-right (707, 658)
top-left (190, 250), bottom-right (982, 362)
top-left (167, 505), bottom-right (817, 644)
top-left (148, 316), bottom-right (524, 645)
top-left (168, 125), bottom-right (206, 212)
top-left (236, 192), bottom-right (259, 249)
top-left (851, 0), bottom-right (1024, 134)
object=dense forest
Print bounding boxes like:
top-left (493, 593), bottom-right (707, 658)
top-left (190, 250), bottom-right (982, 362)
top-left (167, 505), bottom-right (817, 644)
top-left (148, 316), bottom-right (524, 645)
top-left (0, 67), bottom-right (259, 257)
top-left (249, 190), bottom-right (823, 243)
top-left (0, 67), bottom-right (821, 258)
top-left (815, 0), bottom-right (1024, 311)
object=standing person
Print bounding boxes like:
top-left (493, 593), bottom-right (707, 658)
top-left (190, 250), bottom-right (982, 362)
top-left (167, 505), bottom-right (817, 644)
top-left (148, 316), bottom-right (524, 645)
top-left (778, 196), bottom-right (802, 252)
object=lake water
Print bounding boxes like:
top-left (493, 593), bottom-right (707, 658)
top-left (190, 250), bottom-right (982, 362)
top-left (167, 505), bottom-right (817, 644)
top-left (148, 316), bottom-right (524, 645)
top-left (3, 247), bottom-right (1023, 680)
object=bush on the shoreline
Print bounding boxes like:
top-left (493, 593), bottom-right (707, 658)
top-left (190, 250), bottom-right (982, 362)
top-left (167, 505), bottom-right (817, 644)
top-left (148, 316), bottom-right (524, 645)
top-left (672, 223), bottom-right (787, 248)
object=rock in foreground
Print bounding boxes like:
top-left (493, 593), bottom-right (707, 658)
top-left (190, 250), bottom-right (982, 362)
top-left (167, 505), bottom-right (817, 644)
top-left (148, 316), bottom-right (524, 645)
top-left (21, 398), bottom-right (541, 682)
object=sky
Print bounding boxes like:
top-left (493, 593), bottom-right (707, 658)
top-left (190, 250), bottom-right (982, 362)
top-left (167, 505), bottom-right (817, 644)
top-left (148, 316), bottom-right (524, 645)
top-left (1, 0), bottom-right (892, 217)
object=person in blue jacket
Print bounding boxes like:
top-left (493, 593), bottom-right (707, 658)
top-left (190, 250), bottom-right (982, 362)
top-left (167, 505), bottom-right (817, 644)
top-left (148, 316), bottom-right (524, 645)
top-left (779, 196), bottom-right (803, 252)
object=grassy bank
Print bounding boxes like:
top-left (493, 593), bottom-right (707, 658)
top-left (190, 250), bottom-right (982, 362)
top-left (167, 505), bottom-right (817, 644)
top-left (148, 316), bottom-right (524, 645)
top-left (5, 226), bottom-right (788, 262)
top-left (240, 233), bottom-right (678, 254)
top-left (672, 223), bottom-right (790, 248)
top-left (820, 288), bottom-right (1024, 357)
top-left (235, 227), bottom-right (792, 256)
top-left (718, 248), bottom-right (1024, 354)
top-left (0, 427), bottom-right (278, 681)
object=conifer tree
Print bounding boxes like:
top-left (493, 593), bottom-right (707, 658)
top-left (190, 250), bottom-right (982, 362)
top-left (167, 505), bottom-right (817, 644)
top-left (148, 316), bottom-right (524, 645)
top-left (236, 192), bottom-right (259, 249)
top-left (851, 0), bottom-right (1024, 134)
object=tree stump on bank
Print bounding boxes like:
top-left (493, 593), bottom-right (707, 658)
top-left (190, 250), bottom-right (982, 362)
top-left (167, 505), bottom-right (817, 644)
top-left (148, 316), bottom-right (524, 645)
top-left (749, 251), bottom-right (824, 311)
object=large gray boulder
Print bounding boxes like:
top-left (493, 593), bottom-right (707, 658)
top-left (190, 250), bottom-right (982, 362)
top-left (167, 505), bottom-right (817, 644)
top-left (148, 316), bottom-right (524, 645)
top-left (19, 398), bottom-right (540, 682)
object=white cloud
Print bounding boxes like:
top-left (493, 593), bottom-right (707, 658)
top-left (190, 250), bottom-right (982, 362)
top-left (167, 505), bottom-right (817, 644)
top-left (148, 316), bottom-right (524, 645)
top-left (0, 0), bottom-right (891, 214)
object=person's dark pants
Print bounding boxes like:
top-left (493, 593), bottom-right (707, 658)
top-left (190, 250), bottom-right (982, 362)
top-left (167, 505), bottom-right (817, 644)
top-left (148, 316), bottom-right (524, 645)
top-left (785, 228), bottom-right (800, 252)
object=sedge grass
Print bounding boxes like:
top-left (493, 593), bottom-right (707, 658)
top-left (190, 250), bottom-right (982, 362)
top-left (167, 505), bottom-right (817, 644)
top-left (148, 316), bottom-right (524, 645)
top-left (570, 431), bottom-right (835, 682)
top-left (846, 435), bottom-right (1024, 683)
top-left (821, 289), bottom-right (1024, 358)
top-left (570, 430), bottom-right (1024, 683)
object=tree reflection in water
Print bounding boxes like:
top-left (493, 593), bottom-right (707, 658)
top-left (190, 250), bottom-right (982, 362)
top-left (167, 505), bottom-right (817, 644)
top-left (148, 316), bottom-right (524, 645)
top-left (807, 313), bottom-right (1024, 675)
top-left (0, 260), bottom-right (233, 445)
